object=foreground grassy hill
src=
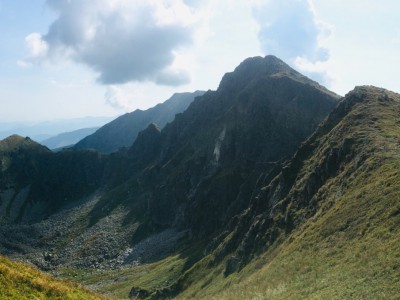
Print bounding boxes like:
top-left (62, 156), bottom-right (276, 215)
top-left (0, 256), bottom-right (103, 300)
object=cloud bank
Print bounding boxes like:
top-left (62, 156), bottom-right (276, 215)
top-left (23, 0), bottom-right (196, 86)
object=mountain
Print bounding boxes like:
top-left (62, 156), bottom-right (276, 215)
top-left (172, 86), bottom-right (400, 299)
top-left (74, 91), bottom-right (205, 153)
top-left (0, 55), bottom-right (343, 299)
top-left (0, 116), bottom-right (115, 142)
top-left (0, 255), bottom-right (102, 299)
top-left (121, 55), bottom-right (339, 236)
top-left (0, 135), bottom-right (106, 224)
top-left (40, 127), bottom-right (99, 150)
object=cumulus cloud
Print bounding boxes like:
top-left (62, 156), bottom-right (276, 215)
top-left (22, 0), bottom-right (197, 86)
top-left (18, 33), bottom-right (49, 67)
top-left (253, 0), bottom-right (332, 83)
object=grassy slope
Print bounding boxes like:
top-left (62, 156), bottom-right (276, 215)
top-left (59, 241), bottom-right (207, 299)
top-left (60, 255), bottom-right (187, 300)
top-left (0, 256), bottom-right (104, 300)
top-left (172, 87), bottom-right (400, 299)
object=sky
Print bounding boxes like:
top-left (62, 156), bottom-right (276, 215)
top-left (1, 0), bottom-right (399, 123)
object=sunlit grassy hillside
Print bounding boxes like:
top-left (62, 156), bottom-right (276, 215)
top-left (0, 256), bottom-right (104, 300)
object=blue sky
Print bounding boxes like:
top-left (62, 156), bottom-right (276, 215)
top-left (1, 0), bottom-right (400, 122)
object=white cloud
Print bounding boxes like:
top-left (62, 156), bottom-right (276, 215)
top-left (18, 33), bottom-right (49, 67)
top-left (26, 33), bottom-right (49, 57)
top-left (21, 0), bottom-right (200, 86)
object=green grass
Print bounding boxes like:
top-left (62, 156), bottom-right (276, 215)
top-left (60, 254), bottom-right (189, 299)
top-left (0, 256), bottom-right (104, 300)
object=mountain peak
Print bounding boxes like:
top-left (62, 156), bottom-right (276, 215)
top-left (128, 122), bottom-right (161, 161)
top-left (339, 86), bottom-right (399, 112)
top-left (217, 55), bottom-right (316, 93)
top-left (235, 55), bottom-right (295, 75)
top-left (347, 85), bottom-right (397, 99)
top-left (145, 122), bottom-right (161, 133)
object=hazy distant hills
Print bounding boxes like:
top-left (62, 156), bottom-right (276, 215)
top-left (2, 56), bottom-right (400, 299)
top-left (0, 116), bottom-right (115, 142)
top-left (40, 127), bottom-right (99, 150)
top-left (74, 91), bottom-right (205, 153)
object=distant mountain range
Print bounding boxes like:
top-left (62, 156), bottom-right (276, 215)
top-left (40, 127), bottom-right (99, 150)
top-left (0, 116), bottom-right (115, 142)
top-left (74, 90), bottom-right (205, 153)
top-left (1, 56), bottom-right (400, 299)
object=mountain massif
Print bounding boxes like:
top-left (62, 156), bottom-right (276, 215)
top-left (74, 91), bottom-right (205, 153)
top-left (1, 56), bottom-right (399, 299)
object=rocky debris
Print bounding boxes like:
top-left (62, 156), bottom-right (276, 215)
top-left (124, 228), bottom-right (186, 264)
top-left (0, 191), bottom-right (186, 273)
top-left (129, 287), bottom-right (150, 299)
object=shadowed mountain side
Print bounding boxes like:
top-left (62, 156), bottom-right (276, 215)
top-left (0, 136), bottom-right (108, 223)
top-left (89, 55), bottom-right (340, 238)
top-left (74, 91), bottom-right (205, 153)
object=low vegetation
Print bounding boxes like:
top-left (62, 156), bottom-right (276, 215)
top-left (0, 256), bottom-right (104, 300)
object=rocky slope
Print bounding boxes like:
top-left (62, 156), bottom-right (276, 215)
top-left (74, 91), bottom-right (205, 153)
